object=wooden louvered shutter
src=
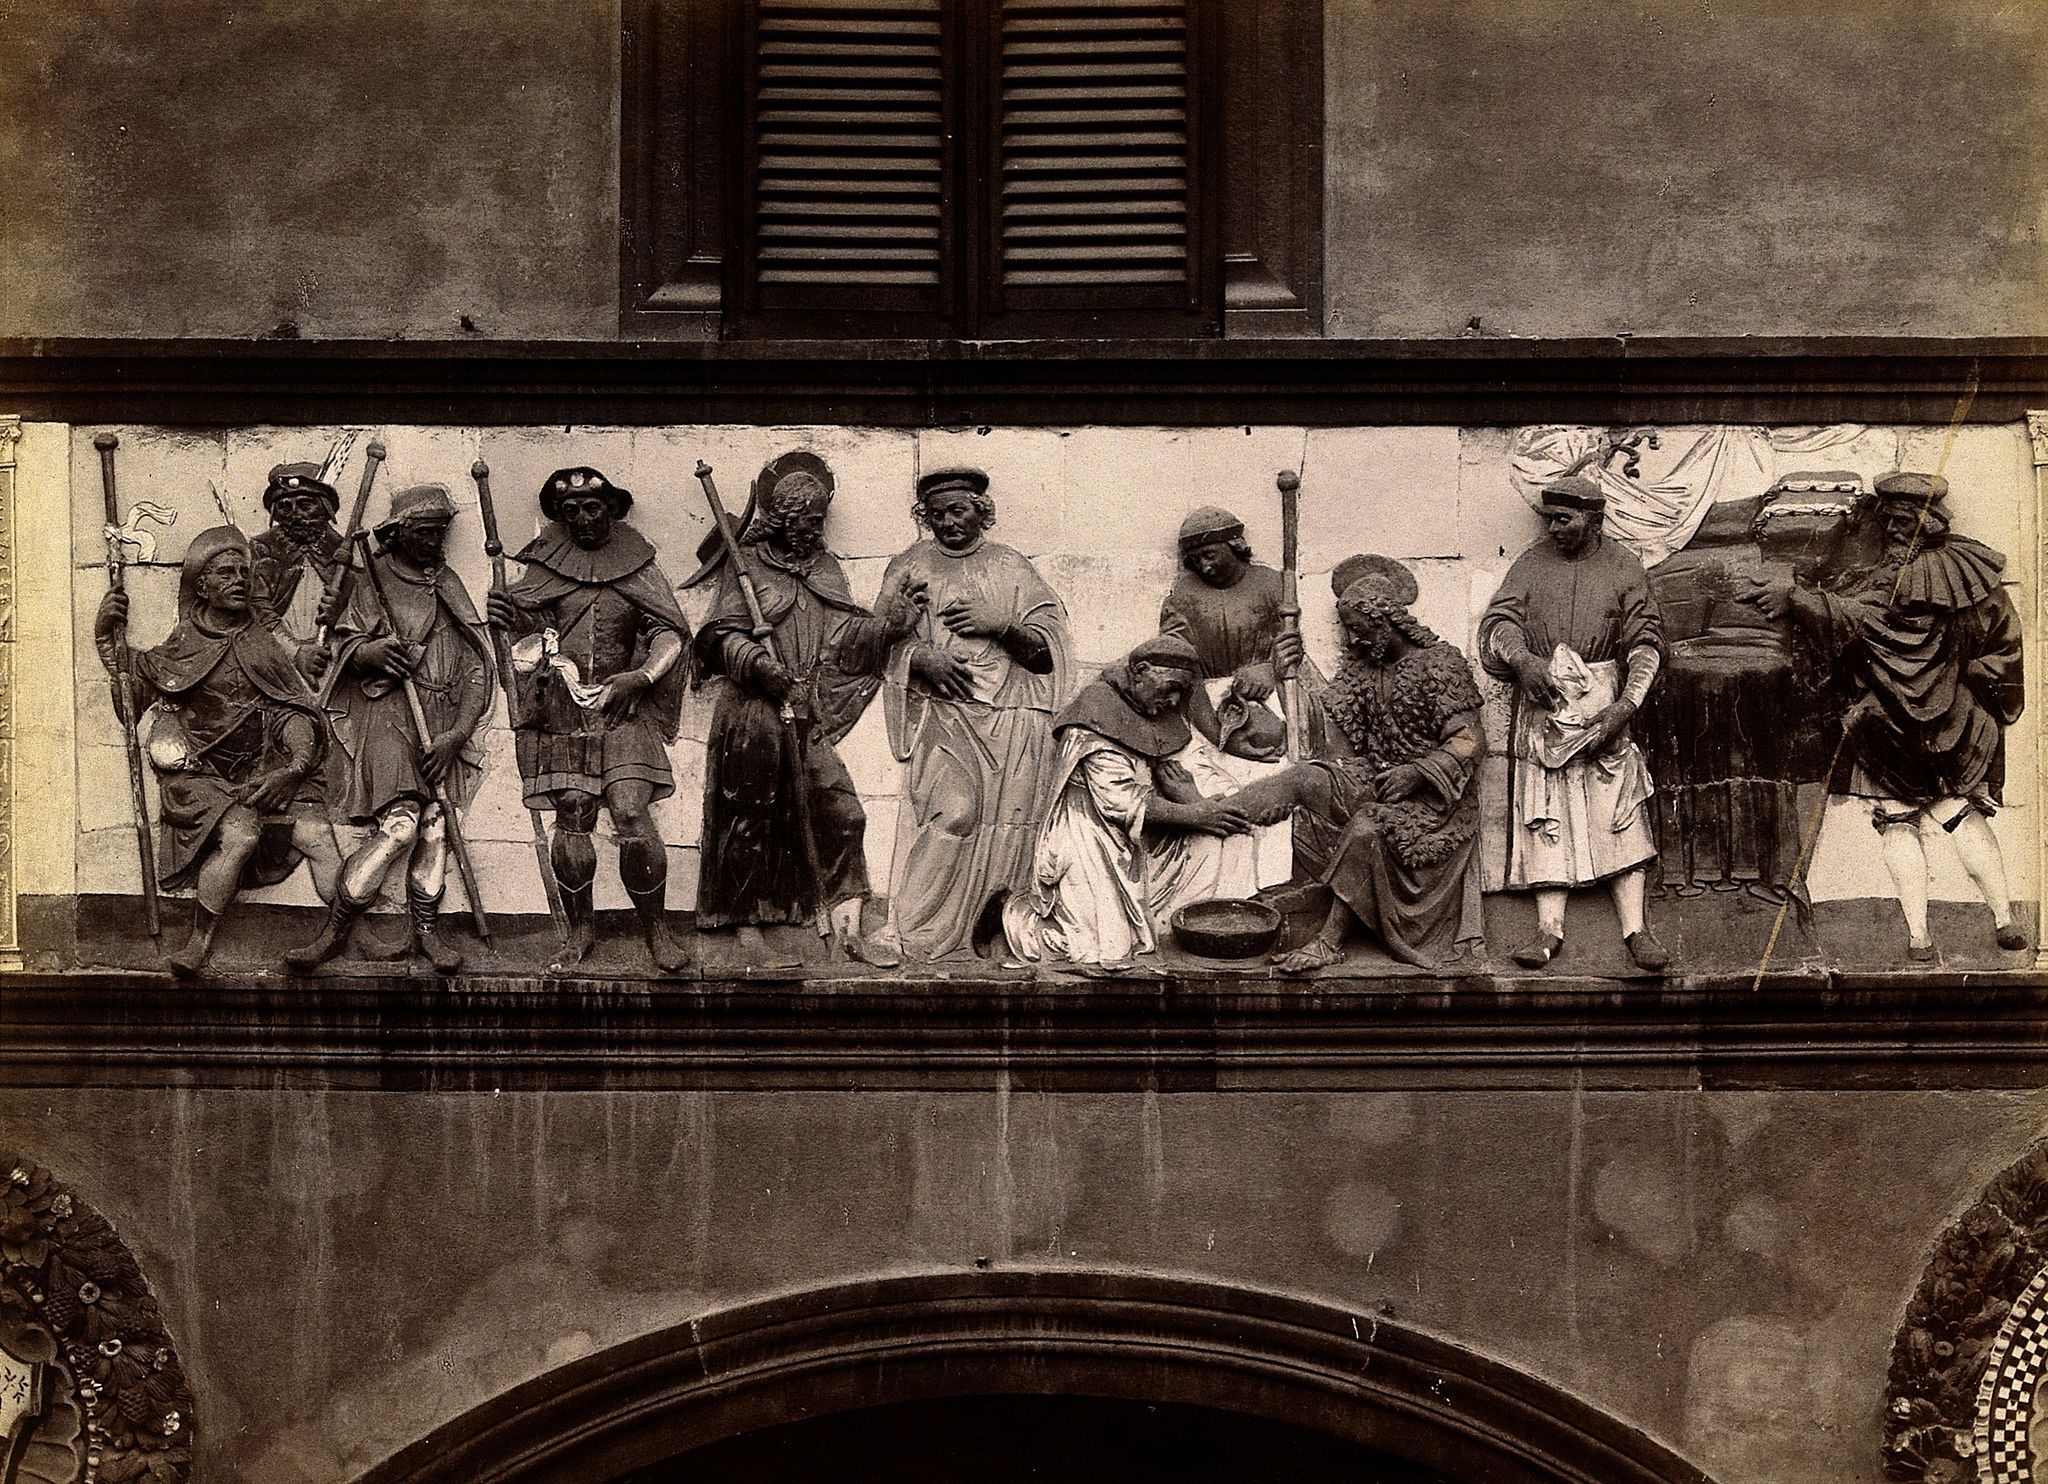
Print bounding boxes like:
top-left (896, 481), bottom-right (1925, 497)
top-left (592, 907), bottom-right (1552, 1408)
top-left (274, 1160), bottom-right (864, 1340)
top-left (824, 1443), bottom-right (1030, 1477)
top-left (742, 0), bottom-right (956, 323)
top-left (986, 0), bottom-right (1211, 330)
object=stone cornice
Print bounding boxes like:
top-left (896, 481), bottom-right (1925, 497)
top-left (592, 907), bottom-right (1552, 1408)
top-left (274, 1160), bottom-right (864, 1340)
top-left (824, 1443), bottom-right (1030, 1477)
top-left (6, 971), bottom-right (2048, 1092)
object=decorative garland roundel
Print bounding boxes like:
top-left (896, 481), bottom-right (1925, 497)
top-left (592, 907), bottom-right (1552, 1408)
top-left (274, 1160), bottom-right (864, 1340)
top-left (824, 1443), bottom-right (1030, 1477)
top-left (1887, 1140), bottom-right (2048, 1484)
top-left (0, 1152), bottom-right (193, 1484)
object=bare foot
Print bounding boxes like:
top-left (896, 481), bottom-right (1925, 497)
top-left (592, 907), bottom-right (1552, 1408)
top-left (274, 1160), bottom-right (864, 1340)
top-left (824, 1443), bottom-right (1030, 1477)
top-left (1274, 937), bottom-right (1344, 975)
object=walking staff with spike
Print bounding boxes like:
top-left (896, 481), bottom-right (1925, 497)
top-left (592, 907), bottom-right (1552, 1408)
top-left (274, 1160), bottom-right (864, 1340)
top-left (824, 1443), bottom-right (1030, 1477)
top-left (692, 460), bottom-right (838, 951)
top-left (470, 458), bottom-right (567, 939)
top-left (1275, 468), bottom-right (1306, 762)
top-left (93, 433), bottom-right (162, 938)
top-left (311, 441), bottom-right (387, 708)
top-left (349, 532), bottom-right (494, 945)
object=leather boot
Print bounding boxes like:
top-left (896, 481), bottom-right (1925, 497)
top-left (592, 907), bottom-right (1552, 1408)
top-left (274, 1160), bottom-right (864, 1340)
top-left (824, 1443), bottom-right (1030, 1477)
top-left (284, 897), bottom-right (367, 972)
top-left (407, 890), bottom-right (463, 974)
top-left (629, 883), bottom-right (691, 973)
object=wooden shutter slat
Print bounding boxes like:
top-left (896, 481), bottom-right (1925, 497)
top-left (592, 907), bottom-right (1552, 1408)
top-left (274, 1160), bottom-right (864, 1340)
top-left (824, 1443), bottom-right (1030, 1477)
top-left (750, 0), bottom-right (948, 295)
top-left (993, 0), bottom-right (1195, 295)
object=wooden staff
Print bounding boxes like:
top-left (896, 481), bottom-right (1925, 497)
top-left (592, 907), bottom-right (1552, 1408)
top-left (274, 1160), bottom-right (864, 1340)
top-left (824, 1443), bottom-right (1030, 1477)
top-left (311, 440), bottom-right (387, 709)
top-left (93, 433), bottom-right (162, 938)
top-left (470, 458), bottom-right (566, 937)
top-left (352, 532), bottom-right (493, 944)
top-left (1276, 468), bottom-right (1304, 762)
top-left (693, 460), bottom-right (836, 948)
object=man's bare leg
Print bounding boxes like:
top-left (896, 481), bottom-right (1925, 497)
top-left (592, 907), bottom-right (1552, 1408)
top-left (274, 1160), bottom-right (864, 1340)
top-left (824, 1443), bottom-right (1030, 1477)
top-left (172, 805), bottom-right (264, 975)
top-left (1941, 804), bottom-right (2026, 950)
top-left (1880, 820), bottom-right (1934, 959)
top-left (1273, 897), bottom-right (1357, 974)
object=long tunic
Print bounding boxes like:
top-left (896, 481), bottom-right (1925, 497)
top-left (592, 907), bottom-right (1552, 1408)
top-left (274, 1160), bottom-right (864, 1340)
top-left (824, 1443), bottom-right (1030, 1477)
top-left (502, 524), bottom-right (690, 806)
top-left (879, 538), bottom-right (1070, 958)
top-left (117, 619), bottom-right (327, 890)
top-left (327, 555), bottom-right (494, 820)
top-left (1302, 640), bottom-right (1487, 966)
top-left (692, 543), bottom-right (895, 929)
top-left (1796, 535), bottom-right (2024, 809)
top-left (1477, 536), bottom-right (1664, 889)
top-left (1000, 672), bottom-right (1230, 968)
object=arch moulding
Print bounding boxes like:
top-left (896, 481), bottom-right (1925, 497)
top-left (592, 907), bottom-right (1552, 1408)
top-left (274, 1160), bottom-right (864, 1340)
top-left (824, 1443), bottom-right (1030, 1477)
top-left (356, 1269), bottom-right (1712, 1484)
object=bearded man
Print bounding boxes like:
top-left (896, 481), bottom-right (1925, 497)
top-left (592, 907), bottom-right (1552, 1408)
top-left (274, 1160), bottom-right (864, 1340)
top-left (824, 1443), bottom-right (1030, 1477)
top-left (691, 452), bottom-right (923, 967)
top-left (1751, 471), bottom-right (2027, 959)
top-left (250, 461), bottom-right (349, 672)
top-left (1477, 475), bottom-right (1668, 973)
top-left (864, 468), bottom-right (1071, 961)
top-left (991, 635), bottom-right (1253, 971)
top-left (1224, 558), bottom-right (1486, 970)
top-left (486, 466), bottom-right (692, 973)
top-left (95, 526), bottom-right (335, 975)
top-left (287, 485), bottom-right (494, 972)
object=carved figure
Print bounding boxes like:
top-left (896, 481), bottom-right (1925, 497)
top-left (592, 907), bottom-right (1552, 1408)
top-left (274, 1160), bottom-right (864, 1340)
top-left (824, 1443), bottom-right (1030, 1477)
top-left (1227, 557), bottom-right (1488, 971)
top-left (990, 634), bottom-right (1253, 971)
top-left (1156, 505), bottom-right (1311, 897)
top-left (1477, 475), bottom-right (1670, 972)
top-left (863, 468), bottom-right (1072, 961)
top-left (249, 462), bottom-right (350, 670)
top-left (94, 527), bottom-right (336, 975)
top-left (485, 467), bottom-right (692, 972)
top-left (1751, 471), bottom-right (2028, 959)
top-left (691, 453), bottom-right (922, 967)
top-left (286, 485), bottom-right (495, 971)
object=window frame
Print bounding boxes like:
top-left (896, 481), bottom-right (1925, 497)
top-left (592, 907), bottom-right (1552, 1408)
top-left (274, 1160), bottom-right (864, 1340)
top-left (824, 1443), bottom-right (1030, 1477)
top-left (621, 0), bottom-right (1322, 341)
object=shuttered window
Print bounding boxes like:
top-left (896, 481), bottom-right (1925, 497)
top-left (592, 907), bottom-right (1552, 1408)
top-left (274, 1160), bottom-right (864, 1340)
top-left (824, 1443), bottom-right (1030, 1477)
top-left (734, 0), bottom-right (1215, 335)
top-left (991, 0), bottom-right (1197, 313)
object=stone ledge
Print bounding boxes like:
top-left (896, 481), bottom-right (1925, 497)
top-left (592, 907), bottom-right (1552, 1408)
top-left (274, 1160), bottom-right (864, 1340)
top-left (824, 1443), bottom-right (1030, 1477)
top-left (5, 968), bottom-right (2047, 1093)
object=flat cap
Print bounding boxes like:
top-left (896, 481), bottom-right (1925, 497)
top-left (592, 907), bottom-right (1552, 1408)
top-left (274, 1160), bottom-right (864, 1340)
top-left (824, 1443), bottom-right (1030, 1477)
top-left (539, 466), bottom-right (632, 518)
top-left (917, 467), bottom-right (990, 502)
top-left (1872, 471), bottom-right (1950, 507)
top-left (1128, 633), bottom-right (1203, 674)
top-left (263, 461), bottom-right (340, 511)
top-left (1539, 475), bottom-right (1607, 511)
top-left (1178, 505), bottom-right (1245, 552)
top-left (383, 483), bottom-right (456, 525)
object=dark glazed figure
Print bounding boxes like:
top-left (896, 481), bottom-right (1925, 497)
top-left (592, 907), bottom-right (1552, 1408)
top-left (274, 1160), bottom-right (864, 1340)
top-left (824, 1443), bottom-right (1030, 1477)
top-left (868, 467), bottom-right (1071, 962)
top-left (690, 453), bottom-right (923, 968)
top-left (288, 485), bottom-right (496, 973)
top-left (94, 527), bottom-right (333, 975)
top-left (1477, 476), bottom-right (1670, 973)
top-left (1750, 471), bottom-right (2028, 960)
top-left (1213, 556), bottom-right (1488, 972)
top-left (486, 467), bottom-right (692, 973)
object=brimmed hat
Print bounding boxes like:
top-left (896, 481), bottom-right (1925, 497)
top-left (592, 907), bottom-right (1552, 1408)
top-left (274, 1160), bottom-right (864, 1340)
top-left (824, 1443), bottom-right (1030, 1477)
top-left (917, 467), bottom-right (990, 503)
top-left (1539, 475), bottom-right (1607, 511)
top-left (540, 467), bottom-right (632, 521)
top-left (1873, 471), bottom-right (1951, 516)
top-left (263, 461), bottom-right (340, 513)
top-left (379, 483), bottom-right (456, 529)
top-left (1178, 505), bottom-right (1245, 554)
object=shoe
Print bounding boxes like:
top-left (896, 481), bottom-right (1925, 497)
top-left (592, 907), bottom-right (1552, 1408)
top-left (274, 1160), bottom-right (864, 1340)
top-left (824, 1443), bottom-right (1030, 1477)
top-left (1510, 932), bottom-right (1563, 969)
top-left (1906, 940), bottom-right (1937, 964)
top-left (285, 899), bottom-right (364, 971)
top-left (1623, 930), bottom-right (1670, 974)
top-left (1996, 910), bottom-right (2028, 952)
top-left (845, 929), bottom-right (903, 969)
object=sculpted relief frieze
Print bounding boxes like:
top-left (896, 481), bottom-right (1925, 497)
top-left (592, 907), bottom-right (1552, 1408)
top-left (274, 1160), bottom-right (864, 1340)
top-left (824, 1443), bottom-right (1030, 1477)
top-left (8, 420), bottom-right (2036, 985)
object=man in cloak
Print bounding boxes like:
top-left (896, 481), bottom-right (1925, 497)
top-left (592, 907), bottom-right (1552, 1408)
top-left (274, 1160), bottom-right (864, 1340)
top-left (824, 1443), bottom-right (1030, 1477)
top-left (991, 634), bottom-right (1253, 971)
top-left (1228, 557), bottom-right (1488, 971)
top-left (485, 466), bottom-right (691, 972)
top-left (249, 460), bottom-right (349, 675)
top-left (867, 467), bottom-right (1071, 961)
top-left (287, 485), bottom-right (494, 972)
top-left (1477, 475), bottom-right (1670, 973)
top-left (691, 452), bottom-right (924, 967)
top-left (1750, 471), bottom-right (2027, 959)
top-left (95, 526), bottom-right (335, 975)
top-left (1156, 505), bottom-right (1312, 895)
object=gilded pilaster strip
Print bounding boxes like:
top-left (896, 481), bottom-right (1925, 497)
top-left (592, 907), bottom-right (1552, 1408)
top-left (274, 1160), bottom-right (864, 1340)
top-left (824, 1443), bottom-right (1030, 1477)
top-left (0, 413), bottom-right (18, 967)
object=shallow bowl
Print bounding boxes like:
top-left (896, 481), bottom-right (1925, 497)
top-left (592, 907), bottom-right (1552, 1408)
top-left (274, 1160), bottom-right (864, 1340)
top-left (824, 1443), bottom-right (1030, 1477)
top-left (1169, 898), bottom-right (1283, 959)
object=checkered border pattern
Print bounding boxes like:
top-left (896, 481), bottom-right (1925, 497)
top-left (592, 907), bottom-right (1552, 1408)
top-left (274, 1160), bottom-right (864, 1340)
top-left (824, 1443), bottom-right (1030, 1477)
top-left (1976, 1268), bottom-right (2048, 1483)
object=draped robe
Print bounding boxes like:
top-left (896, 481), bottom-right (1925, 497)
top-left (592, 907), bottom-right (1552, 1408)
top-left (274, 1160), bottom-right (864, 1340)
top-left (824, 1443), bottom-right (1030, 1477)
top-left (879, 537), bottom-right (1070, 958)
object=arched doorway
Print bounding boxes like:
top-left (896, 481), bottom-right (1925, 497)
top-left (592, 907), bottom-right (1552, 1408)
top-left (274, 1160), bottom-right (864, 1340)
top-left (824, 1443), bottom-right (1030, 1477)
top-left (358, 1272), bottom-right (1713, 1484)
